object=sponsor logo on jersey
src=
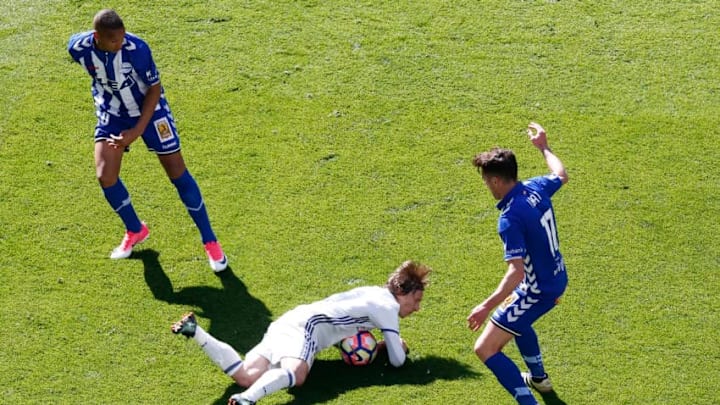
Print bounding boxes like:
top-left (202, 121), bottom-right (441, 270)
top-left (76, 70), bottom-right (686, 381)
top-left (96, 75), bottom-right (136, 92)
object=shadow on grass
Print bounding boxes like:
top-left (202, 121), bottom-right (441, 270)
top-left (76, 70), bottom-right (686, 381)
top-left (214, 353), bottom-right (479, 404)
top-left (138, 250), bottom-right (479, 404)
top-left (538, 390), bottom-right (568, 405)
top-left (135, 249), bottom-right (272, 354)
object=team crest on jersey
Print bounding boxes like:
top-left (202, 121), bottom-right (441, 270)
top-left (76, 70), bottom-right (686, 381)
top-left (121, 62), bottom-right (134, 75)
top-left (154, 117), bottom-right (174, 142)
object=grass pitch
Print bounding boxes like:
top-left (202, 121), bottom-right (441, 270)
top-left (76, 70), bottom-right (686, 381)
top-left (1, 1), bottom-right (719, 404)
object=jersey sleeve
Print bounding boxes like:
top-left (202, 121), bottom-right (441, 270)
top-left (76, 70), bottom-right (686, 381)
top-left (126, 36), bottom-right (161, 87)
top-left (380, 328), bottom-right (406, 367)
top-left (527, 174), bottom-right (563, 198)
top-left (67, 31), bottom-right (93, 62)
top-left (369, 298), bottom-right (406, 367)
top-left (498, 215), bottom-right (526, 261)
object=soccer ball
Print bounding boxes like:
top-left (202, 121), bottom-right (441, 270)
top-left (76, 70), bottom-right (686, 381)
top-left (339, 330), bottom-right (377, 366)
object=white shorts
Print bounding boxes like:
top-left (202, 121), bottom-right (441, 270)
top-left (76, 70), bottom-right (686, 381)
top-left (246, 317), bottom-right (317, 369)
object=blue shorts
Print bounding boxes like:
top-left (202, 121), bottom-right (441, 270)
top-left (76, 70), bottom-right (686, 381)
top-left (491, 286), bottom-right (562, 336)
top-left (94, 107), bottom-right (181, 155)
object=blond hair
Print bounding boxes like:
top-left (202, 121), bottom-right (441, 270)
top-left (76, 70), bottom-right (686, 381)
top-left (386, 260), bottom-right (431, 296)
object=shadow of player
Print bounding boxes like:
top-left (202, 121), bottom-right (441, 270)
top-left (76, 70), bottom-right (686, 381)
top-left (135, 249), bottom-right (272, 356)
top-left (138, 250), bottom-right (481, 404)
top-left (537, 389), bottom-right (568, 405)
top-left (212, 349), bottom-right (480, 404)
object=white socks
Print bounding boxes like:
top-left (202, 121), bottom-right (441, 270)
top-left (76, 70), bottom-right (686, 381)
top-left (242, 368), bottom-right (296, 402)
top-left (193, 326), bottom-right (243, 375)
top-left (190, 327), bottom-right (296, 402)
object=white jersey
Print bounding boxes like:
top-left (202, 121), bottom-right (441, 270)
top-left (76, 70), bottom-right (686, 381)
top-left (262, 286), bottom-right (407, 367)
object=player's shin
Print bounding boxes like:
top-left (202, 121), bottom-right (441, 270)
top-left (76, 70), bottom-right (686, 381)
top-left (102, 178), bottom-right (142, 232)
top-left (171, 169), bottom-right (216, 243)
top-left (193, 326), bottom-right (243, 375)
top-left (241, 368), bottom-right (296, 402)
top-left (515, 328), bottom-right (546, 378)
top-left (484, 352), bottom-right (538, 405)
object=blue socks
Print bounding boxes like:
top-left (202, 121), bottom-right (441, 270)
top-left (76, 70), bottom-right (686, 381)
top-left (515, 328), bottom-right (546, 378)
top-left (102, 179), bottom-right (142, 233)
top-left (484, 352), bottom-right (537, 405)
top-left (102, 172), bottom-right (217, 243)
top-left (171, 170), bottom-right (217, 244)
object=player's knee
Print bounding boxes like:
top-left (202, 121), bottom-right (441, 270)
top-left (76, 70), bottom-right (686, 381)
top-left (232, 372), bottom-right (256, 388)
top-left (293, 371), bottom-right (307, 387)
top-left (96, 170), bottom-right (118, 188)
top-left (473, 341), bottom-right (496, 362)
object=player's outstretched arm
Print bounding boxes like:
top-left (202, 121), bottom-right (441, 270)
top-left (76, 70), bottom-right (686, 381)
top-left (527, 122), bottom-right (569, 184)
top-left (376, 338), bottom-right (408, 353)
top-left (379, 333), bottom-right (408, 367)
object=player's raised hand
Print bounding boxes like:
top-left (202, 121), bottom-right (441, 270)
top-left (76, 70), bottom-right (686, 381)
top-left (527, 122), bottom-right (549, 150)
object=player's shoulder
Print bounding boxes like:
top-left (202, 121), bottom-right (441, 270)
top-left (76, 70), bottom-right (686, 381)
top-left (372, 287), bottom-right (400, 309)
top-left (68, 31), bottom-right (94, 54)
top-left (122, 32), bottom-right (151, 53)
top-left (351, 285), bottom-right (385, 298)
top-left (525, 174), bottom-right (562, 190)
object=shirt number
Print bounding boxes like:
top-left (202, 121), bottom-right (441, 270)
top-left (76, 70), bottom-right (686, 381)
top-left (540, 208), bottom-right (559, 256)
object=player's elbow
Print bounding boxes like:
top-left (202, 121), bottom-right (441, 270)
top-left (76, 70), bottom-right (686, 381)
top-left (556, 170), bottom-right (569, 185)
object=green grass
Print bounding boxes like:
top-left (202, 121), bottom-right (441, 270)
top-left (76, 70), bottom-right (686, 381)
top-left (2, 0), bottom-right (719, 403)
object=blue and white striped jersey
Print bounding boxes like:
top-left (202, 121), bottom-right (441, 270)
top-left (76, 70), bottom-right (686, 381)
top-left (496, 174), bottom-right (568, 295)
top-left (68, 31), bottom-right (168, 118)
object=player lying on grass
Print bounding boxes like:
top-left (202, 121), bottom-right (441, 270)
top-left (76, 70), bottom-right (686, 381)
top-left (171, 260), bottom-right (431, 404)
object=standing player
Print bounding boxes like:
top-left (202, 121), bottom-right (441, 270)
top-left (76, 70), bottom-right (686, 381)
top-left (67, 9), bottom-right (227, 271)
top-left (467, 122), bottom-right (569, 405)
top-left (171, 260), bottom-right (431, 404)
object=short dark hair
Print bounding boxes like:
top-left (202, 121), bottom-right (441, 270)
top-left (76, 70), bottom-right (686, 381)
top-left (472, 147), bottom-right (517, 182)
top-left (93, 9), bottom-right (124, 32)
top-left (386, 260), bottom-right (431, 296)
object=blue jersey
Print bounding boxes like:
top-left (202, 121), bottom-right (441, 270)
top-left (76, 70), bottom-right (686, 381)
top-left (68, 31), bottom-right (169, 119)
top-left (496, 174), bottom-right (568, 295)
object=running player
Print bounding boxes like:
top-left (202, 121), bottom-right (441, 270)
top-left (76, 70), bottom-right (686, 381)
top-left (467, 122), bottom-right (569, 405)
top-left (171, 260), bottom-right (431, 404)
top-left (67, 9), bottom-right (227, 271)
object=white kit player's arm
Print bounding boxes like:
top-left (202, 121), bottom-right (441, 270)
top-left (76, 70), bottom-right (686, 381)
top-left (379, 330), bottom-right (407, 367)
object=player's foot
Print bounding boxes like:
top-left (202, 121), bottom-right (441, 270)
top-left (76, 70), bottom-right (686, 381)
top-left (171, 312), bottom-right (197, 338)
top-left (204, 241), bottom-right (228, 272)
top-left (521, 372), bottom-right (553, 393)
top-left (110, 222), bottom-right (149, 259)
top-left (228, 394), bottom-right (255, 405)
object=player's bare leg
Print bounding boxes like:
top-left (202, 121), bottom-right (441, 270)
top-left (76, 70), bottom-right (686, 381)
top-left (475, 323), bottom-right (539, 405)
top-left (95, 140), bottom-right (147, 258)
top-left (230, 357), bottom-right (308, 404)
top-left (172, 312), bottom-right (246, 383)
top-left (230, 352), bottom-right (271, 387)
